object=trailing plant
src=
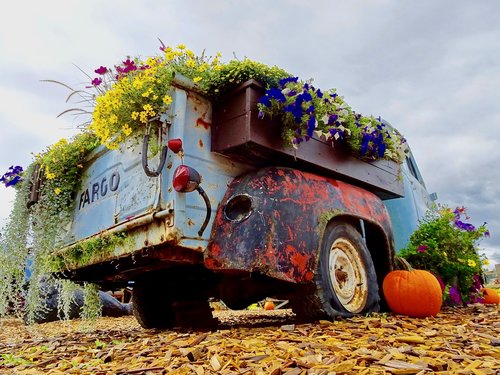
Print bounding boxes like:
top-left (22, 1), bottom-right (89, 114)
top-left (0, 132), bottom-right (102, 323)
top-left (399, 205), bottom-right (490, 305)
top-left (0, 166), bottom-right (31, 317)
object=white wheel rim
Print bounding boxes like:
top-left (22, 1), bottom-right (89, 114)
top-left (328, 237), bottom-right (368, 313)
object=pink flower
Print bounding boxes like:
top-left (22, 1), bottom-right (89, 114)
top-left (417, 245), bottom-right (428, 253)
top-left (91, 77), bottom-right (102, 86)
top-left (94, 66), bottom-right (108, 75)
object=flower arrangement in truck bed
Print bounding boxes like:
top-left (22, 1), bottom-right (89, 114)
top-left (257, 77), bottom-right (407, 162)
top-left (399, 205), bottom-right (491, 306)
top-left (61, 42), bottom-right (407, 162)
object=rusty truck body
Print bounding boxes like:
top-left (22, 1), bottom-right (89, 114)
top-left (53, 76), bottom-right (432, 328)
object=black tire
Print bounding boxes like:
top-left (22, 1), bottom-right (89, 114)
top-left (293, 222), bottom-right (379, 320)
top-left (132, 270), bottom-right (218, 330)
top-left (132, 273), bottom-right (175, 329)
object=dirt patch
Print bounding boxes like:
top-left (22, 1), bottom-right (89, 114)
top-left (1, 305), bottom-right (498, 374)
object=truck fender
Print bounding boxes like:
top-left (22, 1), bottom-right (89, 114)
top-left (205, 167), bottom-right (395, 283)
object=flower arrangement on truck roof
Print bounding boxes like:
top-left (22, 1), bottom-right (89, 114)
top-left (0, 42), bottom-right (491, 328)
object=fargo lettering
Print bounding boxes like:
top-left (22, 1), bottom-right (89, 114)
top-left (79, 172), bottom-right (120, 210)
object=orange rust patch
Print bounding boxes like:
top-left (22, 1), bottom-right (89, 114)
top-left (199, 139), bottom-right (204, 148)
top-left (196, 118), bottom-right (211, 130)
top-left (287, 245), bottom-right (309, 274)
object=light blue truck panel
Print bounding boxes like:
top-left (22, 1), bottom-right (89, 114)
top-left (383, 154), bottom-right (433, 252)
top-left (61, 77), bottom-right (253, 262)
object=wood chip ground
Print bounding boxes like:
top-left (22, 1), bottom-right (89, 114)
top-left (0, 305), bottom-right (498, 374)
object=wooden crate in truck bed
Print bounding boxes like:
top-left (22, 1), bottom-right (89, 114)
top-left (212, 79), bottom-right (403, 200)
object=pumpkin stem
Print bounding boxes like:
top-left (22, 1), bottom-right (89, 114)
top-left (395, 256), bottom-right (413, 271)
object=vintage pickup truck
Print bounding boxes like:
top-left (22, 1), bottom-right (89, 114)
top-left (47, 75), bottom-right (433, 328)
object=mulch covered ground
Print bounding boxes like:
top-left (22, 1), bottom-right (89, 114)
top-left (0, 305), bottom-right (498, 374)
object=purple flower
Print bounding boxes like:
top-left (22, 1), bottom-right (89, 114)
top-left (279, 76), bottom-right (299, 86)
top-left (417, 245), bottom-right (428, 253)
top-left (1, 165), bottom-right (23, 187)
top-left (259, 96), bottom-right (272, 108)
top-left (258, 111), bottom-right (264, 119)
top-left (307, 116), bottom-right (315, 138)
top-left (485, 230), bottom-right (490, 238)
top-left (5, 175), bottom-right (21, 187)
top-left (91, 77), bottom-right (102, 86)
top-left (266, 88), bottom-right (286, 103)
top-left (94, 66), bottom-right (108, 75)
top-left (454, 220), bottom-right (475, 232)
top-left (306, 105), bottom-right (315, 114)
top-left (328, 114), bottom-right (338, 125)
top-left (302, 91), bottom-right (313, 102)
top-left (284, 104), bottom-right (303, 123)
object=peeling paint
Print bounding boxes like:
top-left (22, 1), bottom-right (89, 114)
top-left (196, 117), bottom-right (211, 130)
top-left (206, 167), bottom-right (394, 284)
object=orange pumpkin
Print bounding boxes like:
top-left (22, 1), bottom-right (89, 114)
top-left (383, 269), bottom-right (443, 318)
top-left (263, 301), bottom-right (275, 310)
top-left (481, 288), bottom-right (500, 305)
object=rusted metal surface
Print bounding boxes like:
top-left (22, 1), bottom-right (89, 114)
top-left (206, 167), bottom-right (395, 284)
top-left (212, 79), bottom-right (403, 200)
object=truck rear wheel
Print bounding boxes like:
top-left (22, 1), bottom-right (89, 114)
top-left (293, 222), bottom-right (379, 320)
top-left (132, 269), bottom-right (218, 330)
top-left (132, 274), bottom-right (175, 329)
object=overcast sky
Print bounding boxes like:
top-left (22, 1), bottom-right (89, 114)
top-left (1, 0), bottom-right (499, 268)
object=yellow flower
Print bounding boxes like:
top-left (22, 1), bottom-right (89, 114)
top-left (54, 188), bottom-right (62, 195)
top-left (443, 251), bottom-right (447, 257)
top-left (467, 259), bottom-right (476, 267)
top-left (482, 258), bottom-right (490, 266)
top-left (193, 76), bottom-right (202, 83)
top-left (131, 111), bottom-right (139, 120)
top-left (186, 59), bottom-right (196, 68)
top-left (163, 95), bottom-right (173, 105)
top-left (165, 52), bottom-right (175, 61)
top-left (123, 124), bottom-right (132, 136)
top-left (177, 44), bottom-right (186, 50)
top-left (45, 168), bottom-right (56, 180)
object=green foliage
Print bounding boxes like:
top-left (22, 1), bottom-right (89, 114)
top-left (400, 205), bottom-right (489, 305)
top-left (203, 58), bottom-right (291, 100)
top-left (1, 353), bottom-right (32, 367)
top-left (94, 339), bottom-right (107, 349)
top-left (80, 283), bottom-right (103, 325)
top-left (51, 232), bottom-right (128, 271)
top-left (35, 131), bottom-right (100, 210)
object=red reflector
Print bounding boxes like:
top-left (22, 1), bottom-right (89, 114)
top-left (173, 165), bottom-right (190, 192)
